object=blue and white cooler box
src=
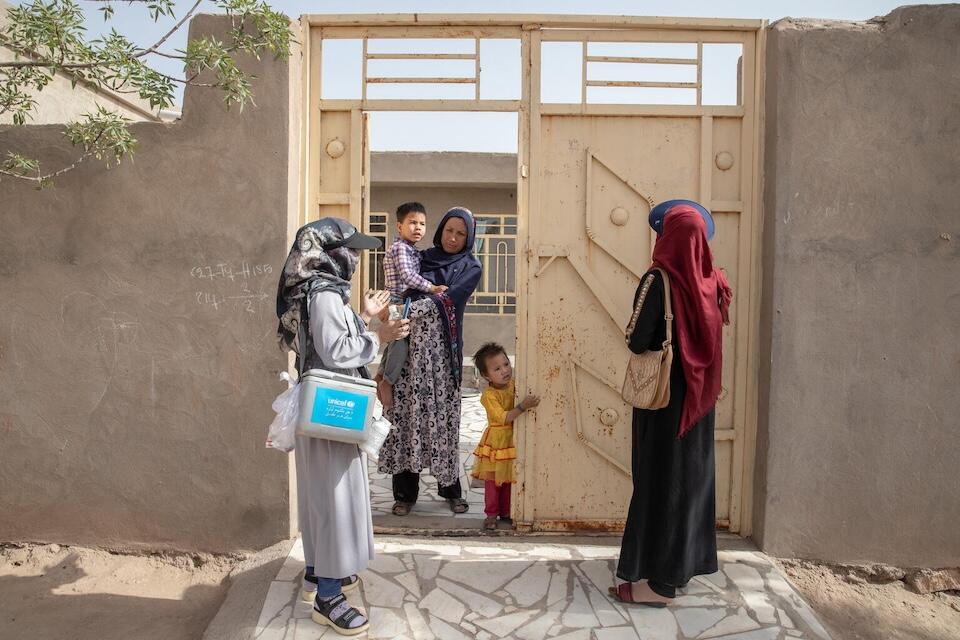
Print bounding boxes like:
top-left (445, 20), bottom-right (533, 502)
top-left (296, 369), bottom-right (377, 445)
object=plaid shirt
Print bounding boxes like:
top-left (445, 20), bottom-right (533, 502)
top-left (384, 238), bottom-right (434, 297)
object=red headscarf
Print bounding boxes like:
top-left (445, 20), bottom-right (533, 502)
top-left (651, 206), bottom-right (733, 438)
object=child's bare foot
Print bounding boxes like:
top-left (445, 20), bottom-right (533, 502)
top-left (483, 516), bottom-right (497, 531)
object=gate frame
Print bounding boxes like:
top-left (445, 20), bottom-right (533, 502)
top-left (296, 13), bottom-right (766, 537)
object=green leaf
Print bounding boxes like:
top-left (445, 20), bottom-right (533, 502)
top-left (2, 152), bottom-right (41, 174)
top-left (2, 0), bottom-right (293, 185)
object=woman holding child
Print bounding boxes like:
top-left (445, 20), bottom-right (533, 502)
top-left (612, 203), bottom-right (733, 607)
top-left (377, 207), bottom-right (483, 516)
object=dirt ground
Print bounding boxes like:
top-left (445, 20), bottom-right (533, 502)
top-left (776, 559), bottom-right (960, 640)
top-left (0, 542), bottom-right (237, 640)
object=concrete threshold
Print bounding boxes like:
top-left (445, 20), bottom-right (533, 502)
top-left (249, 534), bottom-right (832, 640)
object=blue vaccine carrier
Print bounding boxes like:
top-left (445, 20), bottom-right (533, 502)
top-left (296, 369), bottom-right (377, 444)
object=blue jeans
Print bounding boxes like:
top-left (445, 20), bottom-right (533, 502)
top-left (306, 565), bottom-right (342, 598)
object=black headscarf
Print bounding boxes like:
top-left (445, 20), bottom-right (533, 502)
top-left (408, 207), bottom-right (482, 384)
top-left (276, 218), bottom-right (362, 356)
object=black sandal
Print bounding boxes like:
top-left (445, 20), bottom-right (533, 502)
top-left (341, 574), bottom-right (360, 592)
top-left (312, 593), bottom-right (369, 636)
top-left (392, 501), bottom-right (412, 516)
top-left (302, 574), bottom-right (361, 601)
top-left (448, 497), bottom-right (469, 514)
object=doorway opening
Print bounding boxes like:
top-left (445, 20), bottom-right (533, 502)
top-left (302, 16), bottom-right (763, 536)
top-left (364, 110), bottom-right (520, 529)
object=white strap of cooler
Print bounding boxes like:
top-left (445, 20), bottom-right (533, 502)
top-left (297, 298), bottom-right (308, 381)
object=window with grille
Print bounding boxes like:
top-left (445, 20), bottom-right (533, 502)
top-left (366, 211), bottom-right (517, 315)
top-left (365, 212), bottom-right (389, 292)
top-left (467, 213), bottom-right (517, 315)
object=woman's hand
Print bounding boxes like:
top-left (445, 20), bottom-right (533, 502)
top-left (376, 318), bottom-right (410, 344)
top-left (361, 290), bottom-right (390, 323)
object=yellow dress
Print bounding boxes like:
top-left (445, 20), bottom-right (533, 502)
top-left (471, 380), bottom-right (517, 486)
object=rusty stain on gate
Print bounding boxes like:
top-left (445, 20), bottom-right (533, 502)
top-left (297, 13), bottom-right (766, 536)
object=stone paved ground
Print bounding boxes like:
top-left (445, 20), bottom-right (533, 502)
top-left (368, 393), bottom-right (488, 520)
top-left (254, 536), bottom-right (832, 640)
top-left (264, 390), bottom-right (832, 639)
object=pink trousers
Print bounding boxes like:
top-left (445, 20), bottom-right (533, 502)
top-left (484, 481), bottom-right (511, 517)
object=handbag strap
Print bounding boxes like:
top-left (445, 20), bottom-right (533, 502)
top-left (657, 268), bottom-right (673, 348)
top-left (624, 269), bottom-right (673, 348)
top-left (625, 273), bottom-right (655, 343)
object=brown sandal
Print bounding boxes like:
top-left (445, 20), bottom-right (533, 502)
top-left (483, 516), bottom-right (497, 531)
top-left (608, 582), bottom-right (670, 608)
top-left (448, 498), bottom-right (469, 514)
top-left (391, 501), bottom-right (412, 516)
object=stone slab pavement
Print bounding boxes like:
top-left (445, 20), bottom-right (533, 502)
top-left (368, 392), bottom-right (488, 523)
top-left (252, 535), bottom-right (832, 640)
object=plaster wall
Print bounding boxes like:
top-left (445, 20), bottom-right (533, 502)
top-left (755, 5), bottom-right (960, 566)
top-left (371, 151), bottom-right (516, 188)
top-left (0, 15), bottom-right (294, 552)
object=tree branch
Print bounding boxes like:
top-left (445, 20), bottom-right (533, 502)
top-left (153, 68), bottom-right (209, 86)
top-left (0, 59), bottom-right (98, 69)
top-left (2, 0), bottom-right (292, 184)
top-left (2, 126), bottom-right (109, 184)
top-left (0, 152), bottom-right (89, 182)
top-left (2, 0), bottom-right (201, 69)
top-left (135, 0), bottom-right (203, 59)
top-left (144, 49), bottom-right (187, 60)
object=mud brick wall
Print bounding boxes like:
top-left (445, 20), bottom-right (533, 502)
top-left (0, 15), bottom-right (296, 552)
top-left (755, 5), bottom-right (960, 566)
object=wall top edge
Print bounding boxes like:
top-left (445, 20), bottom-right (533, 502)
top-left (301, 13), bottom-right (766, 31)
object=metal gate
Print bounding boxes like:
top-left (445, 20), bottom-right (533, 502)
top-left (299, 14), bottom-right (765, 535)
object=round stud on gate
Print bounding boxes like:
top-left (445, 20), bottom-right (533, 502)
top-left (326, 138), bottom-right (346, 159)
top-left (715, 151), bottom-right (735, 171)
top-left (610, 206), bottom-right (630, 226)
top-left (600, 408), bottom-right (620, 426)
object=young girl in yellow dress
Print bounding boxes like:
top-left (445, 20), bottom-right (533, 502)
top-left (470, 342), bottom-right (540, 531)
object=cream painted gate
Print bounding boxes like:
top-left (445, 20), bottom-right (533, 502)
top-left (299, 15), bottom-right (765, 535)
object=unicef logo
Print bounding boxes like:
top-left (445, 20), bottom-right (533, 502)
top-left (327, 397), bottom-right (358, 410)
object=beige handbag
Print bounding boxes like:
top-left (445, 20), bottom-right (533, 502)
top-left (621, 269), bottom-right (673, 410)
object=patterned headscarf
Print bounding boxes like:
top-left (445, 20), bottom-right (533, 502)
top-left (276, 218), bottom-right (361, 354)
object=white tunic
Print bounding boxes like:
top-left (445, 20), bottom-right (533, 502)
top-left (295, 290), bottom-right (379, 578)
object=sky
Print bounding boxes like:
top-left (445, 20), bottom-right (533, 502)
top-left (14, 0), bottom-right (941, 151)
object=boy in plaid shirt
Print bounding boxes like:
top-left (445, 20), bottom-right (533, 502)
top-left (379, 202), bottom-right (446, 408)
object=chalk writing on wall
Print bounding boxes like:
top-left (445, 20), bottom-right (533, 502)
top-left (191, 262), bottom-right (273, 281)
top-left (193, 261), bottom-right (274, 314)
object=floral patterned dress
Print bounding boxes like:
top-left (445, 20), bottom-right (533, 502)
top-left (378, 298), bottom-right (461, 487)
